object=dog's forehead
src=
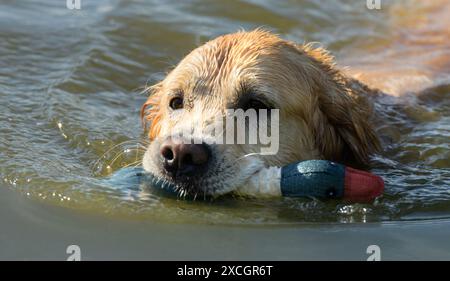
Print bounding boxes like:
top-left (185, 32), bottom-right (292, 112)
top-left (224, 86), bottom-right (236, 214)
top-left (166, 31), bottom-right (290, 96)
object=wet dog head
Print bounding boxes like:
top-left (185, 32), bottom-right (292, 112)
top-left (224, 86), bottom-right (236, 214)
top-left (141, 30), bottom-right (380, 196)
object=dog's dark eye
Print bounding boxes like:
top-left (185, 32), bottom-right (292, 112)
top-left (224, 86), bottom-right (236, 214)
top-left (242, 98), bottom-right (269, 111)
top-left (169, 97), bottom-right (183, 110)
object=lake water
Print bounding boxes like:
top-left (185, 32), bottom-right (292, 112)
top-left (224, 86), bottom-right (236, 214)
top-left (0, 0), bottom-right (449, 260)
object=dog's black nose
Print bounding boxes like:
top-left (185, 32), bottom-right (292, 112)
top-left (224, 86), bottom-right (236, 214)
top-left (160, 138), bottom-right (210, 177)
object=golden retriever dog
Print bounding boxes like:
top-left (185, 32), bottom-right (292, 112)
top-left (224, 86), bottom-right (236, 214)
top-left (140, 29), bottom-right (383, 196)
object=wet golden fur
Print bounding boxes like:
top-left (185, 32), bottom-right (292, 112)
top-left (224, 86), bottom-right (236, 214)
top-left (141, 30), bottom-right (381, 194)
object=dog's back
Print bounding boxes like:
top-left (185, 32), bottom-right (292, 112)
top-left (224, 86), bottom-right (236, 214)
top-left (342, 0), bottom-right (450, 96)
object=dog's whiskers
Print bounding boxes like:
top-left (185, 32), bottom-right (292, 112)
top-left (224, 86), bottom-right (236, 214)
top-left (104, 147), bottom-right (146, 172)
top-left (234, 152), bottom-right (264, 163)
top-left (92, 139), bottom-right (149, 172)
top-left (122, 160), bottom-right (143, 169)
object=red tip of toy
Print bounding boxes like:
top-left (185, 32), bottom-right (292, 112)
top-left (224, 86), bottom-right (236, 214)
top-left (343, 167), bottom-right (384, 202)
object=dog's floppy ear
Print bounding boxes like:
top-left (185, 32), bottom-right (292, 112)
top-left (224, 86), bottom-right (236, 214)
top-left (300, 44), bottom-right (381, 166)
top-left (141, 82), bottom-right (163, 140)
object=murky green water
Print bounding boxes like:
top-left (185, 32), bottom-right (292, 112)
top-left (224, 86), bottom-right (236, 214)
top-left (1, 0), bottom-right (449, 226)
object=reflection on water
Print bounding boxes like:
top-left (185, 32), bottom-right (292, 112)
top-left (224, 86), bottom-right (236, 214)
top-left (0, 0), bottom-right (449, 224)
